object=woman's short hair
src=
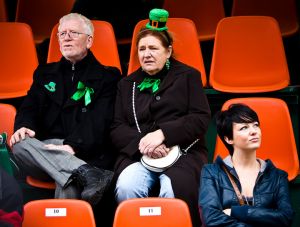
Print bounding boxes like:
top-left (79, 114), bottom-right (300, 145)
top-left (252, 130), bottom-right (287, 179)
top-left (136, 28), bottom-right (173, 50)
top-left (216, 103), bottom-right (260, 156)
top-left (59, 13), bottom-right (94, 36)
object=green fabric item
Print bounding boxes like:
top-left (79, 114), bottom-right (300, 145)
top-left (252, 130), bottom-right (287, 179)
top-left (0, 132), bottom-right (13, 175)
top-left (146, 8), bottom-right (169, 31)
top-left (44, 82), bottom-right (56, 92)
top-left (138, 78), bottom-right (161, 93)
top-left (71, 81), bottom-right (94, 106)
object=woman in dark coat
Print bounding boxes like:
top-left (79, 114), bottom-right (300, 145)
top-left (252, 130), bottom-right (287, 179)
top-left (110, 9), bottom-right (211, 227)
top-left (199, 104), bottom-right (294, 227)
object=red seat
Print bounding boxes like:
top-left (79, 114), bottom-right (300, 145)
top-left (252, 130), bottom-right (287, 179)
top-left (209, 16), bottom-right (289, 93)
top-left (0, 0), bottom-right (7, 22)
top-left (0, 104), bottom-right (16, 142)
top-left (15, 0), bottom-right (75, 43)
top-left (128, 18), bottom-right (207, 86)
top-left (23, 199), bottom-right (96, 227)
top-left (26, 176), bottom-right (56, 189)
top-left (113, 198), bottom-right (192, 227)
top-left (213, 97), bottom-right (299, 181)
top-left (163, 0), bottom-right (225, 41)
top-left (0, 22), bottom-right (38, 99)
top-left (231, 0), bottom-right (299, 37)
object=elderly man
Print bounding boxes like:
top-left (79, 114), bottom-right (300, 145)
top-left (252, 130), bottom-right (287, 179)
top-left (10, 13), bottom-right (121, 206)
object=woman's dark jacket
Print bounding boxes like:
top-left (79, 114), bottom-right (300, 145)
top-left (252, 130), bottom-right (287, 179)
top-left (14, 51), bottom-right (121, 169)
top-left (110, 59), bottom-right (211, 226)
top-left (199, 156), bottom-right (294, 227)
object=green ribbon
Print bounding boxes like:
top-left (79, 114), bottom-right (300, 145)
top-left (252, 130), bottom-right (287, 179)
top-left (137, 78), bottom-right (161, 93)
top-left (71, 81), bottom-right (94, 106)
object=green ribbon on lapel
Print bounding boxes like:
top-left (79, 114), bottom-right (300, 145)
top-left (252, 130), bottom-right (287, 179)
top-left (44, 82), bottom-right (56, 92)
top-left (137, 78), bottom-right (161, 93)
top-left (71, 81), bottom-right (94, 106)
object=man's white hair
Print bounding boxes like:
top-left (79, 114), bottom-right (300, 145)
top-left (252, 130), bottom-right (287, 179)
top-left (58, 13), bottom-right (94, 36)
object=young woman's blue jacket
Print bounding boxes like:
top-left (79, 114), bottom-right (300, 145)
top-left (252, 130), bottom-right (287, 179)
top-left (199, 156), bottom-right (294, 227)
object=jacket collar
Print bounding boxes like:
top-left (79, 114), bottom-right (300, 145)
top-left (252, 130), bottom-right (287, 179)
top-left (57, 50), bottom-right (102, 82)
top-left (40, 51), bottom-right (103, 107)
top-left (216, 155), bottom-right (268, 174)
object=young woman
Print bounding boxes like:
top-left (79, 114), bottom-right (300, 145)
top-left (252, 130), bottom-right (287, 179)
top-left (199, 104), bottom-right (294, 227)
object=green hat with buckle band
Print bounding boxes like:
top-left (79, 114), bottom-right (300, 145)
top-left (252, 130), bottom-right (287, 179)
top-left (146, 8), bottom-right (169, 31)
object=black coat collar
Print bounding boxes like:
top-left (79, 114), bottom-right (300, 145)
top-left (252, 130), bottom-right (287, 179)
top-left (125, 58), bottom-right (193, 94)
top-left (37, 51), bottom-right (105, 107)
top-left (46, 51), bottom-right (104, 82)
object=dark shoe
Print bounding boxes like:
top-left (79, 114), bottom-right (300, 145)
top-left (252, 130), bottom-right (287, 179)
top-left (65, 164), bottom-right (114, 206)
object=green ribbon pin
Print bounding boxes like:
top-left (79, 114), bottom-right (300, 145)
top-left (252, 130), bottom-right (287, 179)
top-left (137, 78), bottom-right (161, 93)
top-left (71, 81), bottom-right (94, 106)
top-left (44, 82), bottom-right (56, 92)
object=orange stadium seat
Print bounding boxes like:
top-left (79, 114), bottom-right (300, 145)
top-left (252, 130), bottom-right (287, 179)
top-left (0, 104), bottom-right (16, 143)
top-left (231, 0), bottom-right (299, 37)
top-left (163, 0), bottom-right (225, 41)
top-left (15, 0), bottom-right (75, 43)
top-left (128, 18), bottom-right (207, 86)
top-left (0, 0), bottom-right (7, 22)
top-left (113, 198), bottom-right (192, 227)
top-left (0, 22), bottom-right (38, 99)
top-left (26, 176), bottom-right (56, 189)
top-left (209, 16), bottom-right (289, 93)
top-left (23, 199), bottom-right (96, 227)
top-left (213, 97), bottom-right (299, 181)
top-left (47, 20), bottom-right (122, 73)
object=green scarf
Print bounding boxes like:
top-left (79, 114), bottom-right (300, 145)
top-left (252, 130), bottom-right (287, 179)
top-left (137, 78), bottom-right (161, 93)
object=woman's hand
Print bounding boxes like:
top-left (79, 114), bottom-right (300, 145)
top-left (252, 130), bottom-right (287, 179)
top-left (139, 129), bottom-right (165, 155)
top-left (148, 144), bottom-right (170, 158)
top-left (44, 144), bottom-right (75, 155)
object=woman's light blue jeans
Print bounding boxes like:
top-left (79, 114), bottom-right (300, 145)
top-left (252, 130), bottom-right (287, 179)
top-left (115, 162), bottom-right (175, 203)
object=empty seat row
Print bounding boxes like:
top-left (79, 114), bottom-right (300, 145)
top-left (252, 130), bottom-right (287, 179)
top-left (119, 0), bottom-right (298, 44)
top-left (22, 198), bottom-right (192, 227)
top-left (4, 0), bottom-right (298, 44)
top-left (0, 15), bottom-right (292, 99)
top-left (164, 0), bottom-right (298, 39)
top-left (15, 0), bottom-right (75, 43)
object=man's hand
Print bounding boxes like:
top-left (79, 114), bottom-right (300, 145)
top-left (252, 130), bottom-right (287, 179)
top-left (139, 129), bottom-right (165, 155)
top-left (44, 144), bottom-right (75, 155)
top-left (10, 127), bottom-right (35, 146)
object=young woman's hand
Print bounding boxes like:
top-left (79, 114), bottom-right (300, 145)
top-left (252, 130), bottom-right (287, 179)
top-left (223, 208), bottom-right (231, 216)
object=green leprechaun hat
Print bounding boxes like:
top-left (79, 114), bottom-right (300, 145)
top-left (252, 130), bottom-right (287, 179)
top-left (146, 8), bottom-right (169, 31)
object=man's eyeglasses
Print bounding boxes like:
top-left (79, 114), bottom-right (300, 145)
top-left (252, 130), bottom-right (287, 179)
top-left (57, 30), bottom-right (90, 40)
